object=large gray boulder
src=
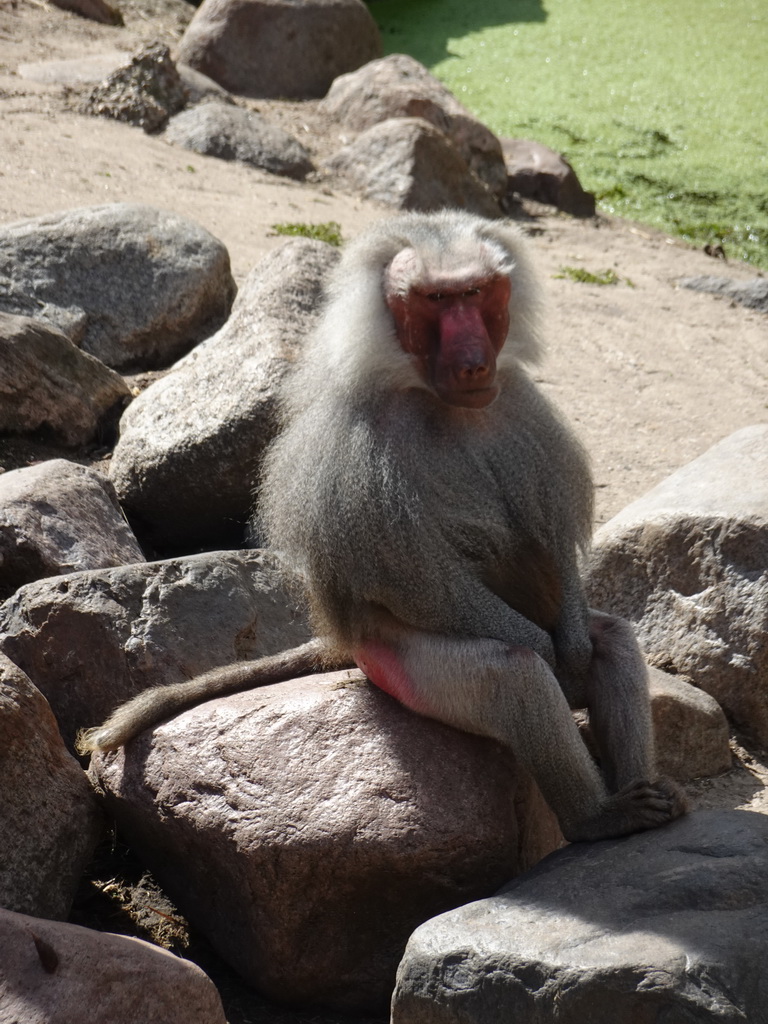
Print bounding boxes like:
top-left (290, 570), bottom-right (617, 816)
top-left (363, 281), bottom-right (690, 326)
top-left (0, 459), bottom-right (144, 602)
top-left (109, 238), bottom-right (339, 549)
top-left (0, 204), bottom-right (236, 370)
top-left (0, 312), bottom-right (130, 445)
top-left (89, 670), bottom-right (562, 1013)
top-left (164, 102), bottom-right (314, 179)
top-left (0, 654), bottom-right (102, 919)
top-left (321, 54), bottom-right (507, 199)
top-left (176, 0), bottom-right (381, 99)
top-left (393, 810), bottom-right (768, 1023)
top-left (326, 117), bottom-right (500, 217)
top-left (586, 425), bottom-right (768, 744)
top-left (0, 549), bottom-right (309, 751)
top-left (0, 906), bottom-right (227, 1024)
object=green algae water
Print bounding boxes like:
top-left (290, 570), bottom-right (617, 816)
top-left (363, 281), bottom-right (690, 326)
top-left (372, 0), bottom-right (768, 269)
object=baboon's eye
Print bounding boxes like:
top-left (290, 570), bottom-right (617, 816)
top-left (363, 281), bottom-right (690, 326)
top-left (426, 292), bottom-right (444, 301)
top-left (463, 288), bottom-right (480, 297)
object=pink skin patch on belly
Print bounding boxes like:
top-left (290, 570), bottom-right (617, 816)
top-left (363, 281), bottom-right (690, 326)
top-left (353, 641), bottom-right (421, 710)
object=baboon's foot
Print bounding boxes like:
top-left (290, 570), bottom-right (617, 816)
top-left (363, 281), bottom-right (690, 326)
top-left (565, 778), bottom-right (689, 843)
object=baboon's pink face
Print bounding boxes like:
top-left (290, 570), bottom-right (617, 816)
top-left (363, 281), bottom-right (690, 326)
top-left (385, 254), bottom-right (511, 410)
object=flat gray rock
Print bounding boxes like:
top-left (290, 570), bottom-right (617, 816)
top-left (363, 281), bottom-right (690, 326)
top-left (165, 102), bottom-right (313, 179)
top-left (0, 203), bottom-right (236, 371)
top-left (393, 810), bottom-right (768, 1023)
top-left (679, 274), bottom-right (768, 313)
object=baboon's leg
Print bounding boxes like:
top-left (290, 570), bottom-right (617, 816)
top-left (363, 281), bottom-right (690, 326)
top-left (354, 631), bottom-right (682, 842)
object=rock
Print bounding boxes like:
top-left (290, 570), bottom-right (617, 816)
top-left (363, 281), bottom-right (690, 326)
top-left (0, 460), bottom-right (144, 602)
top-left (392, 809), bottom-right (768, 1023)
top-left (648, 667), bottom-right (731, 781)
top-left (0, 312), bottom-right (130, 445)
top-left (177, 0), bottom-right (382, 100)
top-left (326, 117), bottom-right (500, 217)
top-left (586, 425), bottom-right (768, 744)
top-left (48, 0), bottom-right (123, 25)
top-left (0, 203), bottom-right (236, 371)
top-left (0, 549), bottom-right (309, 752)
top-left (0, 906), bottom-right (227, 1023)
top-left (89, 670), bottom-right (562, 1013)
top-left (678, 275), bottom-right (768, 313)
top-left (109, 238), bottom-right (338, 549)
top-left (501, 138), bottom-right (596, 217)
top-left (321, 54), bottom-right (507, 199)
top-left (165, 102), bottom-right (313, 179)
top-left (579, 666), bottom-right (732, 783)
top-left (178, 63), bottom-right (234, 106)
top-left (0, 654), bottom-right (102, 919)
top-left (81, 43), bottom-right (187, 133)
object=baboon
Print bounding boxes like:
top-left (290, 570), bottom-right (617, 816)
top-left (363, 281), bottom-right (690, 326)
top-left (81, 210), bottom-right (687, 843)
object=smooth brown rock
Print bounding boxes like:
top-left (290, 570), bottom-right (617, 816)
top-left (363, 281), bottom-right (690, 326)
top-left (0, 654), bottom-right (102, 919)
top-left (501, 138), bottom-right (596, 216)
top-left (0, 906), bottom-right (226, 1024)
top-left (326, 117), bottom-right (500, 217)
top-left (177, 0), bottom-right (381, 99)
top-left (0, 312), bottom-right (130, 446)
top-left (322, 54), bottom-right (507, 198)
top-left (90, 671), bottom-right (562, 1013)
top-left (0, 459), bottom-right (144, 602)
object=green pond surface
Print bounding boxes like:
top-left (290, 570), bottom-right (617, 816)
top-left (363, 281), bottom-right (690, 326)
top-left (371, 0), bottom-right (768, 269)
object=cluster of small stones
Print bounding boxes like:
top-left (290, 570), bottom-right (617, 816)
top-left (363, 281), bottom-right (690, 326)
top-left (2, 3), bottom-right (768, 1021)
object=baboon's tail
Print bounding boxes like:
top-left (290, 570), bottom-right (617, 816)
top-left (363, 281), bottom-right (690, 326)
top-left (77, 639), bottom-right (347, 753)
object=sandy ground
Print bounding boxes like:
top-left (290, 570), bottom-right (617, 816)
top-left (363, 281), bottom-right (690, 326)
top-left (1, 0), bottom-right (767, 1018)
